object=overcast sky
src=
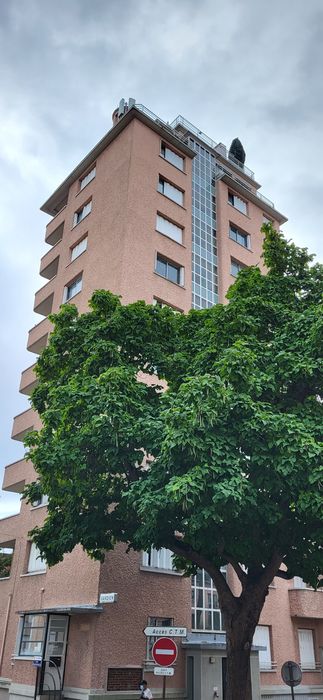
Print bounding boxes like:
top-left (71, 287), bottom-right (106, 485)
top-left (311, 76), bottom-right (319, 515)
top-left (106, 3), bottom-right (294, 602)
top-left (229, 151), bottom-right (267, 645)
top-left (1, 0), bottom-right (323, 518)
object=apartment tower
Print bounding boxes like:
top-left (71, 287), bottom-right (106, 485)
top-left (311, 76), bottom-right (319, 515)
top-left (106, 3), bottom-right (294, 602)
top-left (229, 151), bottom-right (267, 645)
top-left (1, 100), bottom-right (322, 700)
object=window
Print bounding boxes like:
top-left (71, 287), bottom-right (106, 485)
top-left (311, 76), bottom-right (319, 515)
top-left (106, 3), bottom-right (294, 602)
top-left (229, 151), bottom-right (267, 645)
top-left (19, 614), bottom-right (46, 656)
top-left (155, 254), bottom-right (183, 285)
top-left (230, 258), bottom-right (246, 277)
top-left (156, 214), bottom-right (183, 244)
top-left (298, 629), bottom-right (316, 670)
top-left (191, 568), bottom-right (224, 632)
top-left (142, 547), bottom-right (174, 570)
top-left (228, 191), bottom-right (247, 215)
top-left (27, 543), bottom-right (46, 573)
top-left (0, 541), bottom-right (15, 579)
top-left (229, 223), bottom-right (249, 248)
top-left (160, 143), bottom-right (184, 171)
top-left (63, 275), bottom-right (83, 302)
top-left (32, 494), bottom-right (49, 508)
top-left (146, 617), bottom-right (173, 661)
top-left (158, 177), bottom-right (184, 206)
top-left (263, 214), bottom-right (273, 225)
top-left (153, 298), bottom-right (183, 313)
top-left (253, 626), bottom-right (272, 670)
top-left (80, 166), bottom-right (96, 191)
top-left (73, 200), bottom-right (92, 227)
top-left (71, 236), bottom-right (88, 261)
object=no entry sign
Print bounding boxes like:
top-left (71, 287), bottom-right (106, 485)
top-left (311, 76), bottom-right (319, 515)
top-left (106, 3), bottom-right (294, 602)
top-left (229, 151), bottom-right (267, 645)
top-left (152, 637), bottom-right (178, 667)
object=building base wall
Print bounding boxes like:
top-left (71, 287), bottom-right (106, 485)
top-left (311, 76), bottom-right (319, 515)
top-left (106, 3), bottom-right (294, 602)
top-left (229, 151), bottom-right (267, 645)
top-left (2, 682), bottom-right (185, 700)
top-left (0, 678), bottom-right (10, 700)
top-left (261, 686), bottom-right (323, 699)
top-left (64, 689), bottom-right (186, 700)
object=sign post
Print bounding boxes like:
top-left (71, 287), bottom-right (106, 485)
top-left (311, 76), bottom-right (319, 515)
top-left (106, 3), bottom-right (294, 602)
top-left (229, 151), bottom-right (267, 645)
top-left (152, 637), bottom-right (178, 700)
top-left (143, 627), bottom-right (185, 700)
top-left (281, 661), bottom-right (302, 700)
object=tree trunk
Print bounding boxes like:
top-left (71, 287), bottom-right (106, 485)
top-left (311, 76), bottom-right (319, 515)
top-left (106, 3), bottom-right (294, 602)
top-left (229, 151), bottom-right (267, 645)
top-left (225, 622), bottom-right (253, 700)
top-left (221, 584), bottom-right (269, 700)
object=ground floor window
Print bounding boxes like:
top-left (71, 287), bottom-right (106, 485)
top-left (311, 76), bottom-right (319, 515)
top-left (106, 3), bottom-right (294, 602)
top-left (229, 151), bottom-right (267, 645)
top-left (19, 614), bottom-right (46, 656)
top-left (253, 625), bottom-right (272, 669)
top-left (191, 568), bottom-right (224, 632)
top-left (298, 628), bottom-right (316, 670)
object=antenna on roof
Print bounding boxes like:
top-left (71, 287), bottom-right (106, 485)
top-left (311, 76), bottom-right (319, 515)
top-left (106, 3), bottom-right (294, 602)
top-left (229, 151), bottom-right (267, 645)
top-left (118, 99), bottom-right (125, 117)
top-left (112, 98), bottom-right (136, 126)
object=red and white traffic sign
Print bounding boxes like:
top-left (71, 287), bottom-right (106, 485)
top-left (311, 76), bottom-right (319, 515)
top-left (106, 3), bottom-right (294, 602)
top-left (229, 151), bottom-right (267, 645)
top-left (152, 637), bottom-right (178, 667)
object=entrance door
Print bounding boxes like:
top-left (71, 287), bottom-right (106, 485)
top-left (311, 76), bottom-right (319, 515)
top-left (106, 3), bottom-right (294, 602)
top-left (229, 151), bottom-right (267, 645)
top-left (41, 616), bottom-right (69, 698)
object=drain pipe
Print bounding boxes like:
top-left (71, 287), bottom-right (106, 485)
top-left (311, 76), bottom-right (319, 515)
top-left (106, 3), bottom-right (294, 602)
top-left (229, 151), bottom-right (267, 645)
top-left (0, 593), bottom-right (13, 673)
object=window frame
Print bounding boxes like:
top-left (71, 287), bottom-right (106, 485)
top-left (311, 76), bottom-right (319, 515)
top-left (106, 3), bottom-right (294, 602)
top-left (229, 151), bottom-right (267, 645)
top-left (298, 628), bottom-right (316, 670)
top-left (253, 625), bottom-right (272, 670)
top-left (31, 494), bottom-right (49, 509)
top-left (191, 568), bottom-right (224, 633)
top-left (142, 547), bottom-right (175, 572)
top-left (230, 258), bottom-right (246, 277)
top-left (72, 200), bottom-right (92, 228)
top-left (79, 165), bottom-right (96, 191)
top-left (155, 254), bottom-right (184, 286)
top-left (158, 177), bottom-right (184, 206)
top-left (18, 613), bottom-right (47, 657)
top-left (160, 142), bottom-right (185, 171)
top-left (0, 541), bottom-right (15, 580)
top-left (228, 191), bottom-right (248, 215)
top-left (63, 274), bottom-right (83, 302)
top-left (27, 542), bottom-right (46, 574)
top-left (229, 223), bottom-right (250, 249)
top-left (70, 235), bottom-right (88, 262)
top-left (153, 298), bottom-right (183, 313)
top-left (156, 214), bottom-right (183, 244)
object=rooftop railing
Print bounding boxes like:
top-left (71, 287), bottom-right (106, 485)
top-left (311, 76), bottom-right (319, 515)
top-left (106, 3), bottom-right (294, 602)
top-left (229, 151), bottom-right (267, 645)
top-left (135, 104), bottom-right (179, 137)
top-left (170, 115), bottom-right (255, 180)
top-left (134, 105), bottom-right (275, 209)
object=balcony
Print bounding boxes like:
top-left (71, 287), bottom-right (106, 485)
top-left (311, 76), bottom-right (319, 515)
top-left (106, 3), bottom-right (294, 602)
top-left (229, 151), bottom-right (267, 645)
top-left (33, 277), bottom-right (56, 316)
top-left (40, 241), bottom-right (61, 279)
top-left (289, 588), bottom-right (323, 619)
top-left (11, 408), bottom-right (37, 442)
top-left (27, 317), bottom-right (52, 354)
top-left (45, 209), bottom-right (65, 246)
top-left (2, 458), bottom-right (29, 493)
top-left (19, 363), bottom-right (38, 396)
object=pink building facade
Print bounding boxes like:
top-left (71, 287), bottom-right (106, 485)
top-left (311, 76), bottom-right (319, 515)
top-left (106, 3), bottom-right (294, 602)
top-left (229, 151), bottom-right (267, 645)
top-left (1, 101), bottom-right (322, 700)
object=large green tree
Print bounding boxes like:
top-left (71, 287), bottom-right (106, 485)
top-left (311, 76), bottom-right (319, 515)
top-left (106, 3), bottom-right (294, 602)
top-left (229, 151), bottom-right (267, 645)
top-left (25, 226), bottom-right (323, 700)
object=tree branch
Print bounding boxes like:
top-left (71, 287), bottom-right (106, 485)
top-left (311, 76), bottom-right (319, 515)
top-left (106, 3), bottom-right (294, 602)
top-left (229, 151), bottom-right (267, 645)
top-left (169, 537), bottom-right (238, 612)
top-left (222, 553), bottom-right (247, 587)
top-left (257, 551), bottom-right (284, 590)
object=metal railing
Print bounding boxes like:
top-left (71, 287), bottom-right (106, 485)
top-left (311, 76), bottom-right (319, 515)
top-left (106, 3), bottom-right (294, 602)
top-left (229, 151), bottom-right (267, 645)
top-left (134, 105), bottom-right (277, 209)
top-left (170, 115), bottom-right (255, 180)
top-left (135, 104), bottom-right (178, 136)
